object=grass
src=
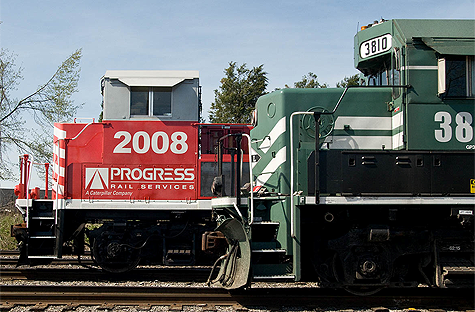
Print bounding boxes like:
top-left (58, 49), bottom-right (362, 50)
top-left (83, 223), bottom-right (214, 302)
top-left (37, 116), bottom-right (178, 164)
top-left (0, 202), bottom-right (24, 250)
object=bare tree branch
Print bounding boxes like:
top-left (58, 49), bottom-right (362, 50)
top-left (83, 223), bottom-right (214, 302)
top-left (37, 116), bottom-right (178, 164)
top-left (0, 48), bottom-right (82, 180)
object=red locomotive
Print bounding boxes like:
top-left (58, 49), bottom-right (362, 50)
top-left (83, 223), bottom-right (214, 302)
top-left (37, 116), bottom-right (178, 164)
top-left (13, 70), bottom-right (250, 272)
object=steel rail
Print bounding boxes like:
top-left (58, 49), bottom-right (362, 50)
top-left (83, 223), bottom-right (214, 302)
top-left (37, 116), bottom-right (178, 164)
top-left (1, 285), bottom-right (473, 310)
top-left (0, 285), bottom-right (238, 307)
top-left (0, 257), bottom-right (94, 266)
top-left (0, 266), bottom-right (212, 282)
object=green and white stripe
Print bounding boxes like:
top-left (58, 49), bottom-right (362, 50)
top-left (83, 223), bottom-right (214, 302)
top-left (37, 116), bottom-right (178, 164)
top-left (322, 115), bottom-right (404, 150)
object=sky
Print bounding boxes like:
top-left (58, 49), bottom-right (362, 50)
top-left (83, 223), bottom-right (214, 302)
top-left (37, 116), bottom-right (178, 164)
top-left (0, 0), bottom-right (474, 187)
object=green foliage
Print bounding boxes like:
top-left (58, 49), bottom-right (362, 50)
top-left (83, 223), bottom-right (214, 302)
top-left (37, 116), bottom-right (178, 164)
top-left (0, 49), bottom-right (82, 180)
top-left (336, 74), bottom-right (360, 88)
top-left (289, 72), bottom-right (328, 88)
top-left (0, 208), bottom-right (23, 250)
top-left (209, 62), bottom-right (268, 123)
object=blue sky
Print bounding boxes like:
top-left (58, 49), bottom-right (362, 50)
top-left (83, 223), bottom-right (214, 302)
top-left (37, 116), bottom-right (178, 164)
top-left (0, 0), bottom-right (474, 186)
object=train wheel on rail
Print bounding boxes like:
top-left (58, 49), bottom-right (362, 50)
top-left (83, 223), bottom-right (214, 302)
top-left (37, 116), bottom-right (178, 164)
top-left (91, 232), bottom-right (141, 273)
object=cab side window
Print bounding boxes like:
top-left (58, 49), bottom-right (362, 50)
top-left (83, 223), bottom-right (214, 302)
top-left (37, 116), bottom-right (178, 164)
top-left (439, 55), bottom-right (475, 98)
top-left (130, 87), bottom-right (149, 115)
top-left (130, 87), bottom-right (173, 117)
top-left (153, 87), bottom-right (172, 116)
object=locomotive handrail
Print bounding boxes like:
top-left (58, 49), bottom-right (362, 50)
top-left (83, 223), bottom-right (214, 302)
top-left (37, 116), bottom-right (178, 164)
top-left (68, 122), bottom-right (96, 141)
top-left (26, 155), bottom-right (33, 227)
top-left (73, 117), bottom-right (95, 123)
top-left (289, 84), bottom-right (412, 239)
top-left (326, 84), bottom-right (412, 116)
top-left (217, 133), bottom-right (254, 225)
top-left (242, 134), bottom-right (254, 225)
top-left (251, 135), bottom-right (270, 144)
top-left (290, 112), bottom-right (314, 239)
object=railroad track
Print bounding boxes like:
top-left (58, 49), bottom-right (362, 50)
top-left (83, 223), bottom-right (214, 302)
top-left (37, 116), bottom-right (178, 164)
top-left (0, 250), bottom-right (94, 266)
top-left (1, 285), bottom-right (473, 311)
top-left (1, 252), bottom-right (211, 282)
top-left (2, 251), bottom-right (474, 311)
top-left (1, 266), bottom-right (212, 282)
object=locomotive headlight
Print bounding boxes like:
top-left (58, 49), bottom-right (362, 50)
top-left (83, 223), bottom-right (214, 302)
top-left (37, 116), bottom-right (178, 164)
top-left (251, 109), bottom-right (257, 127)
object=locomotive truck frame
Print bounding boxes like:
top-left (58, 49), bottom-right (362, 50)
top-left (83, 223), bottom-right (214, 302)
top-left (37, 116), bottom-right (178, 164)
top-left (12, 19), bottom-right (474, 293)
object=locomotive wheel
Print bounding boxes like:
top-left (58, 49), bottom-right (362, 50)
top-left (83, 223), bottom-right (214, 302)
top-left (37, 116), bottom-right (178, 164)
top-left (91, 235), bottom-right (141, 273)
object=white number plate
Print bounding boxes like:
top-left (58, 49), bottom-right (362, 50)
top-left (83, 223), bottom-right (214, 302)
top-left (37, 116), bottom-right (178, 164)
top-left (360, 34), bottom-right (392, 59)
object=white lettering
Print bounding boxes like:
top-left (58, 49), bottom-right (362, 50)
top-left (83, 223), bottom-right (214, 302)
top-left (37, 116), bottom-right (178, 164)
top-left (113, 130), bottom-right (189, 155)
top-left (163, 168), bottom-right (174, 181)
top-left (143, 168), bottom-right (153, 180)
top-left (435, 111), bottom-right (473, 144)
top-left (184, 168), bottom-right (195, 181)
top-left (122, 168), bottom-right (131, 180)
top-left (111, 168), bottom-right (121, 179)
top-left (131, 168), bottom-right (142, 180)
top-left (113, 131), bottom-right (132, 153)
top-left (174, 168), bottom-right (185, 181)
top-left (155, 168), bottom-right (164, 180)
top-left (133, 131), bottom-right (150, 154)
top-left (151, 131), bottom-right (168, 154)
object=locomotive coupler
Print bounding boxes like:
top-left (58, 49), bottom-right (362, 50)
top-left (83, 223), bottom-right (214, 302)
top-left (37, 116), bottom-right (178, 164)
top-left (202, 231), bottom-right (227, 254)
top-left (11, 223), bottom-right (29, 265)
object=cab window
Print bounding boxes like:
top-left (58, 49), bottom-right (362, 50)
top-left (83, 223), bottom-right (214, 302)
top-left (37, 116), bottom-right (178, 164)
top-left (439, 55), bottom-right (475, 98)
top-left (130, 87), bottom-right (149, 115)
top-left (130, 87), bottom-right (173, 117)
top-left (152, 87), bottom-right (172, 116)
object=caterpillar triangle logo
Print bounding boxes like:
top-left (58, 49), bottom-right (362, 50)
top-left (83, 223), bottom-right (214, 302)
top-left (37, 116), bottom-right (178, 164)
top-left (85, 168), bottom-right (109, 190)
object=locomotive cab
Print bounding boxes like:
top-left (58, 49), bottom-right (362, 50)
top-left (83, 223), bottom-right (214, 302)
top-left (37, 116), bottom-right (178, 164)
top-left (101, 70), bottom-right (200, 121)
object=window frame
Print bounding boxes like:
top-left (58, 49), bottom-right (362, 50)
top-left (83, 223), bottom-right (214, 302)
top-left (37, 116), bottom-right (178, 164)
top-left (438, 55), bottom-right (475, 98)
top-left (363, 48), bottom-right (401, 99)
top-left (130, 86), bottom-right (150, 116)
top-left (152, 87), bottom-right (173, 117)
top-left (130, 87), bottom-right (173, 117)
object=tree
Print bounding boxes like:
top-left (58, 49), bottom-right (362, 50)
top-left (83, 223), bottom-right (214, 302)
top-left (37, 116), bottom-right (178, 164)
top-left (0, 48), bottom-right (82, 180)
top-left (209, 62), bottom-right (268, 123)
top-left (288, 72), bottom-right (328, 88)
top-left (336, 74), bottom-right (360, 88)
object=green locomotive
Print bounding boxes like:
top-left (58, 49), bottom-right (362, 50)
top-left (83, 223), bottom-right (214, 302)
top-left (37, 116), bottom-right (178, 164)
top-left (209, 19), bottom-right (474, 293)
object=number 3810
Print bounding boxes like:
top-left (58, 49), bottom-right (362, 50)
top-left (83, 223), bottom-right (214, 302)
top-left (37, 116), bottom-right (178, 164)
top-left (434, 111), bottom-right (473, 144)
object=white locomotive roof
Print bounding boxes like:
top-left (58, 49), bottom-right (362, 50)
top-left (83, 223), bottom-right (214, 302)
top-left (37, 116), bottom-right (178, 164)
top-left (103, 70), bottom-right (199, 87)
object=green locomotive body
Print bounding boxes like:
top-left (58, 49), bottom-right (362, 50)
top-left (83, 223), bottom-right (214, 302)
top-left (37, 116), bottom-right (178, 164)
top-left (210, 19), bottom-right (474, 292)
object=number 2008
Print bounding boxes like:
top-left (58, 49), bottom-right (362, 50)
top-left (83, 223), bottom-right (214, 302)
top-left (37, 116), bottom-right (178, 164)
top-left (113, 131), bottom-right (188, 155)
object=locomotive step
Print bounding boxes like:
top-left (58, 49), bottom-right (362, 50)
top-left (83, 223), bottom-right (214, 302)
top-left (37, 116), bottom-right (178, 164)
top-left (251, 221), bottom-right (280, 242)
top-left (252, 263), bottom-right (293, 278)
top-left (253, 274), bottom-right (296, 281)
top-left (164, 248), bottom-right (194, 265)
top-left (443, 266), bottom-right (475, 274)
top-left (251, 241), bottom-right (279, 250)
top-left (251, 248), bottom-right (286, 253)
top-left (252, 221), bottom-right (280, 225)
top-left (167, 249), bottom-right (191, 255)
top-left (30, 236), bottom-right (56, 239)
top-left (438, 256), bottom-right (475, 288)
